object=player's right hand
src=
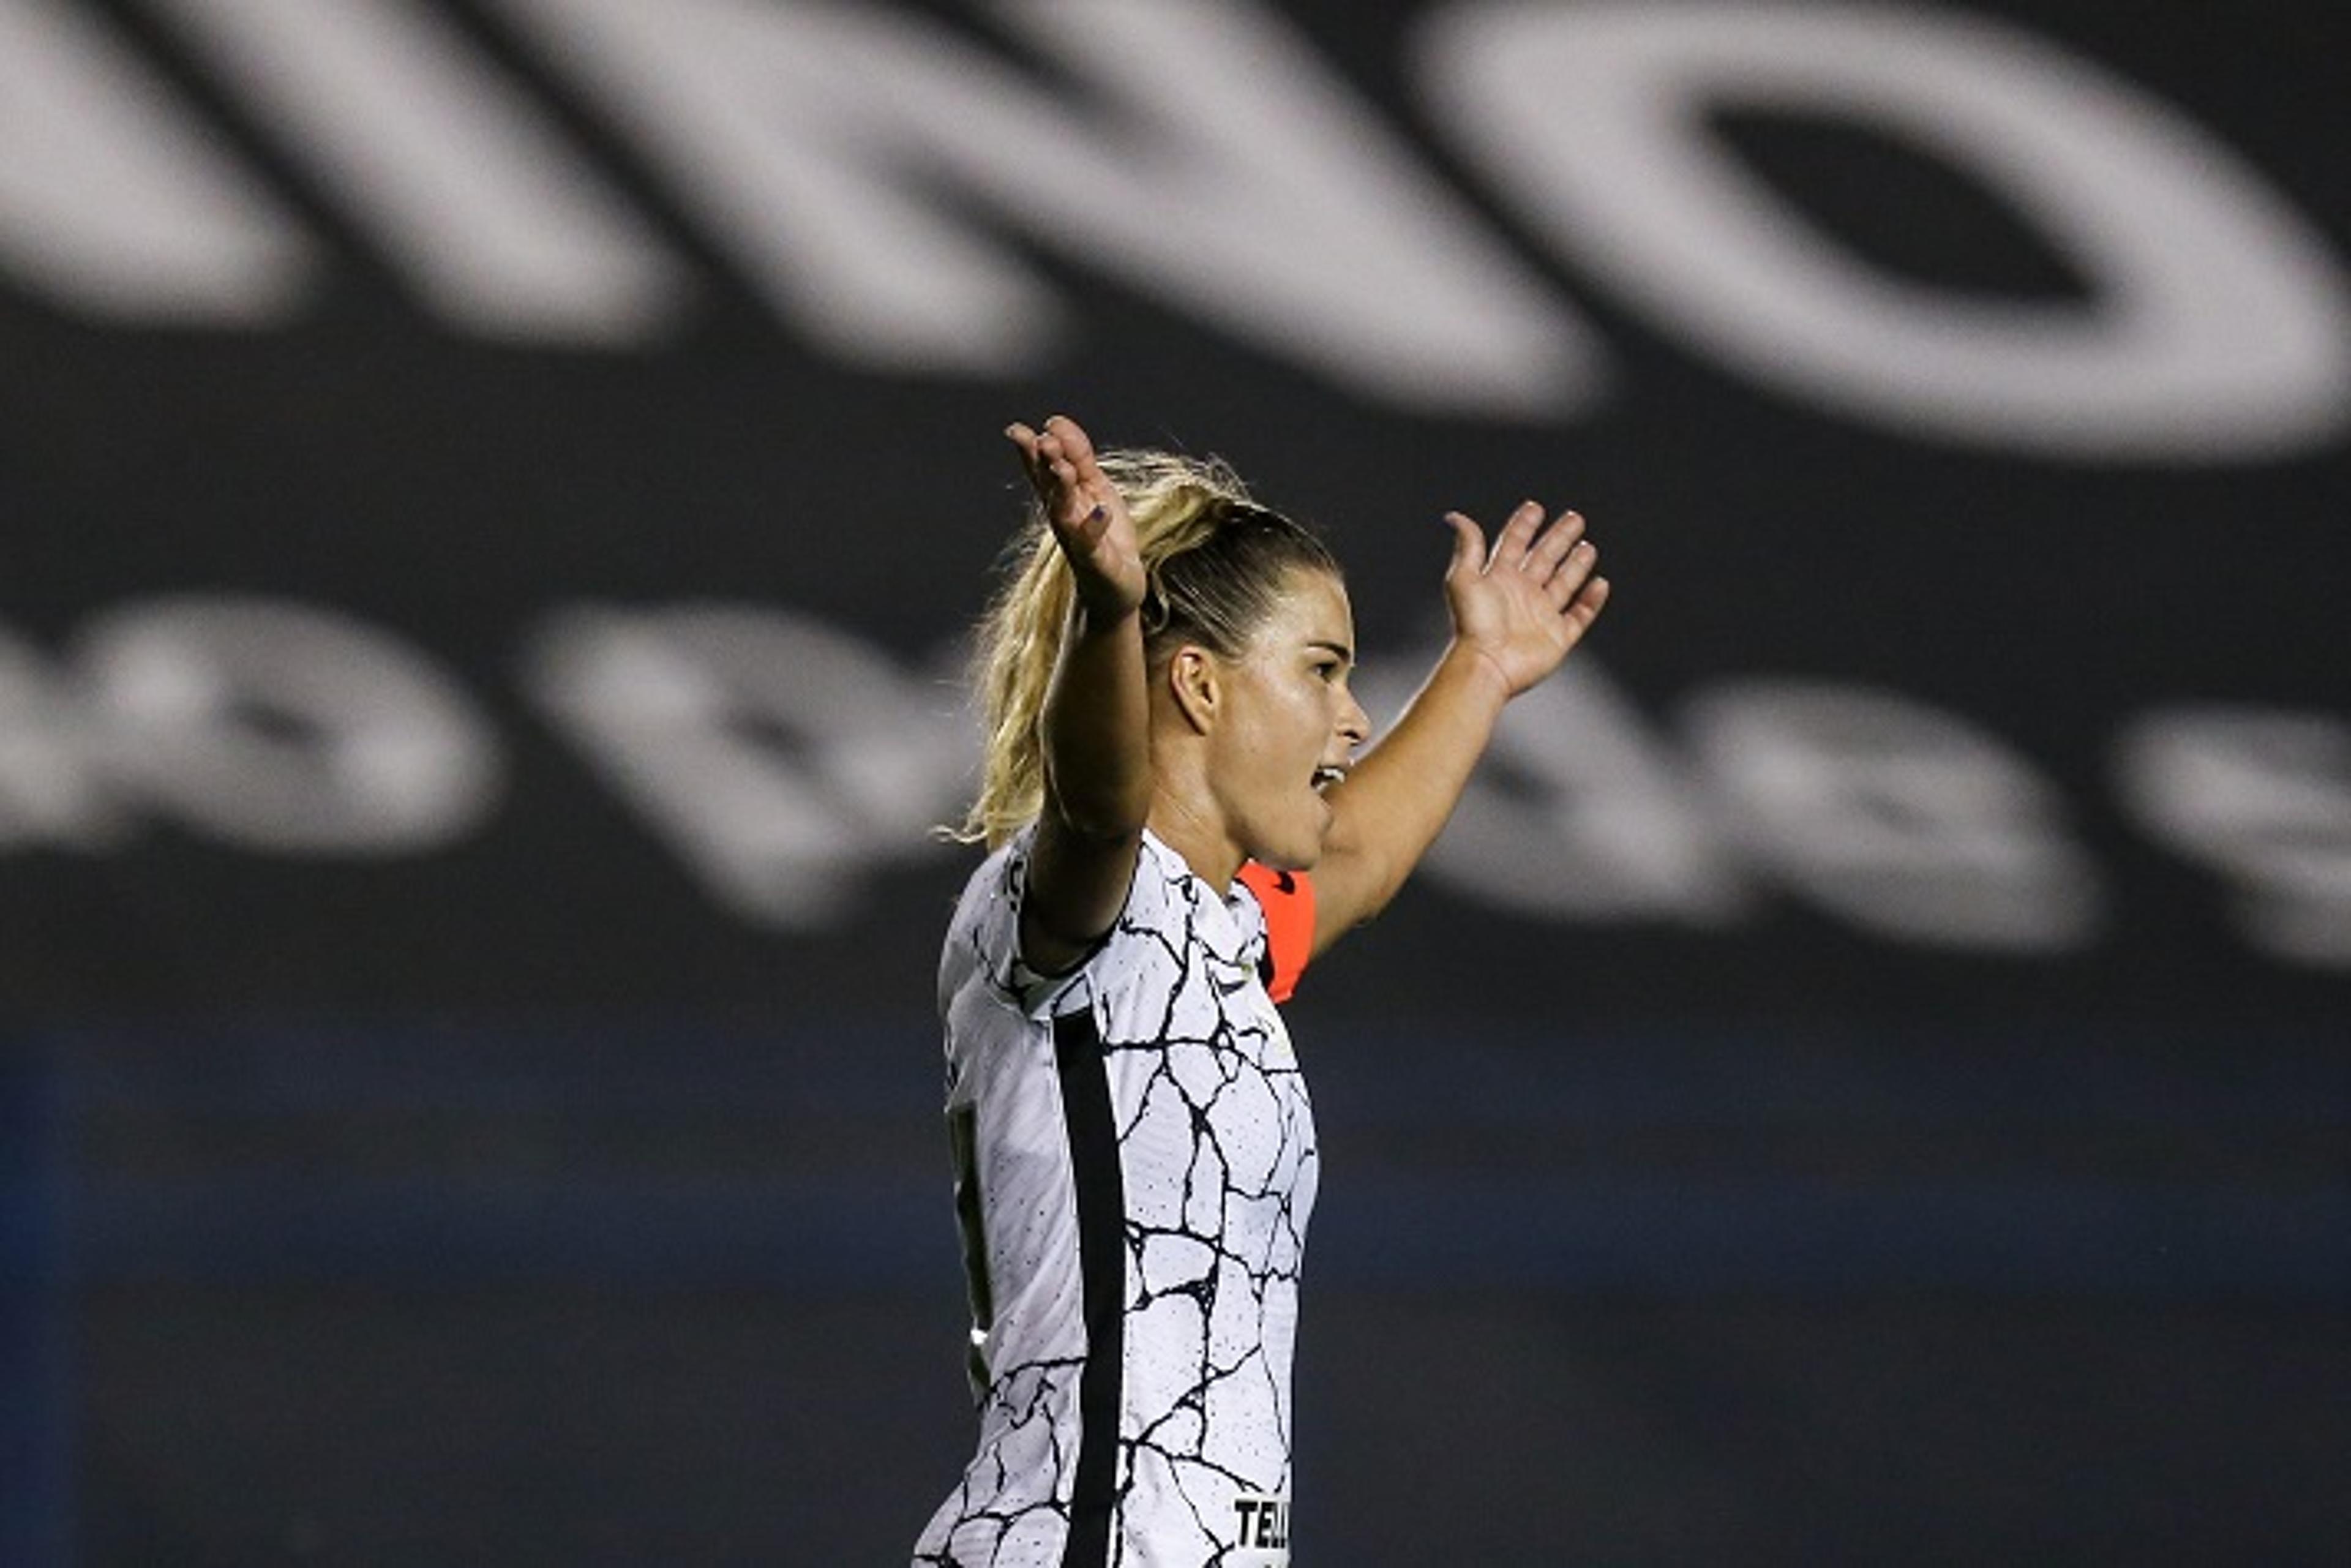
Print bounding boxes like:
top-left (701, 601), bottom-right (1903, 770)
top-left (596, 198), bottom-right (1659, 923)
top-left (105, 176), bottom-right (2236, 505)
top-left (1007, 415), bottom-right (1147, 621)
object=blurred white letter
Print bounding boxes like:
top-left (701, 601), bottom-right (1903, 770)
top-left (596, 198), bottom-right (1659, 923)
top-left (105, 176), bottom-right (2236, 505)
top-left (495, 0), bottom-right (1597, 413)
top-left (2117, 709), bottom-right (2351, 966)
top-left (525, 606), bottom-right (968, 926)
top-left (148, 0), bottom-right (681, 342)
top-left (0, 0), bottom-right (308, 321)
top-left (1400, 661), bottom-right (1745, 922)
top-left (0, 628), bottom-right (117, 848)
top-left (1421, 1), bottom-right (2351, 459)
top-left (1686, 680), bottom-right (2099, 947)
top-left (78, 597), bottom-right (501, 853)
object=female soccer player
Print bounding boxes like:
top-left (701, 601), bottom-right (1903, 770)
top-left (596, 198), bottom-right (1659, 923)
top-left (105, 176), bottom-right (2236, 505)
top-left (916, 414), bottom-right (1608, 1566)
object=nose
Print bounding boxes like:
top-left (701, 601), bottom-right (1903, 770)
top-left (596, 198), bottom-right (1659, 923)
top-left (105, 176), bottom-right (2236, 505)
top-left (1338, 686), bottom-right (1371, 750)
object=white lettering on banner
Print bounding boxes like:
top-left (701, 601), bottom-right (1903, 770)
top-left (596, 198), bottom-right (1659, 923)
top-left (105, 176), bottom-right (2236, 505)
top-left (146, 0), bottom-right (682, 343)
top-left (457, 0), bottom-right (1597, 411)
top-left (522, 606), bottom-right (970, 926)
top-left (2116, 711), bottom-right (2351, 964)
top-left (4, 593), bottom-right (2346, 970)
top-left (73, 597), bottom-right (501, 853)
top-left (1416, 1), bottom-right (2351, 459)
top-left (0, 0), bottom-right (309, 321)
top-left (1682, 681), bottom-right (2101, 949)
top-left (3, 0), bottom-right (2345, 453)
top-left (1367, 662), bottom-right (1749, 923)
top-left (0, 631), bottom-right (119, 848)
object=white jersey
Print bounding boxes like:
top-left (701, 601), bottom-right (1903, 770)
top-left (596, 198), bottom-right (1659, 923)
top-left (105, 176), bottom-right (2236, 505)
top-left (915, 828), bottom-right (1319, 1567)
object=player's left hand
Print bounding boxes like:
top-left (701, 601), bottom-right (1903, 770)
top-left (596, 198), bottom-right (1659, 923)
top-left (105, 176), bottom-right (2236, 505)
top-left (1441, 501), bottom-right (1611, 697)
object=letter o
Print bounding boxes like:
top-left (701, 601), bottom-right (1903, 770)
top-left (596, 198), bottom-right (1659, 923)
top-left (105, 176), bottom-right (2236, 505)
top-left (77, 595), bottom-right (501, 853)
top-left (1419, 2), bottom-right (2351, 459)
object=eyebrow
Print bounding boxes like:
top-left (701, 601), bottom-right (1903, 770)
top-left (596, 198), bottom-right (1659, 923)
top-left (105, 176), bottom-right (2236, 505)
top-left (1306, 638), bottom-right (1354, 664)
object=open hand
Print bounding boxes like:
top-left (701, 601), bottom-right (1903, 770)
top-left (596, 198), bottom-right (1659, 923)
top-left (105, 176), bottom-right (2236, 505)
top-left (1441, 501), bottom-right (1611, 697)
top-left (1007, 415), bottom-right (1146, 620)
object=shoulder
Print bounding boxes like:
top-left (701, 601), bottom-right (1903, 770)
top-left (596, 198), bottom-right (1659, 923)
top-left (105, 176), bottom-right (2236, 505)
top-left (942, 827), bottom-right (1181, 1018)
top-left (939, 831), bottom-right (1041, 1009)
top-left (947, 832), bottom-right (1027, 941)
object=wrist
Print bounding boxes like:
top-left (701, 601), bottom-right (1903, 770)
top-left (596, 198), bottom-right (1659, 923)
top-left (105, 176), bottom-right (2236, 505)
top-left (1069, 595), bottom-right (1141, 639)
top-left (1439, 637), bottom-right (1518, 708)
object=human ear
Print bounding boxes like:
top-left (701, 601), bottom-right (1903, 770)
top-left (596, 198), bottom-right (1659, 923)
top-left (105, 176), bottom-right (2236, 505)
top-left (1165, 645), bottom-right (1220, 735)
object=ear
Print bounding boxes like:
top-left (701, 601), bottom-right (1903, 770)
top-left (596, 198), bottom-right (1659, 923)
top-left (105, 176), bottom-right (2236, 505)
top-left (1164, 644), bottom-right (1221, 735)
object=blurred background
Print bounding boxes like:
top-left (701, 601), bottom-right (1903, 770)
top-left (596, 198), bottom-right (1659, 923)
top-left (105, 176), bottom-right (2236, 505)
top-left (3, 0), bottom-right (2346, 1561)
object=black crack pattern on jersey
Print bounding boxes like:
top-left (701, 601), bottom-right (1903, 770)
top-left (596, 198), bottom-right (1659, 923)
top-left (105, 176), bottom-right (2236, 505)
top-left (915, 1354), bottom-right (1091, 1564)
top-left (918, 836), bottom-right (1318, 1565)
top-left (1096, 876), bottom-right (1315, 1559)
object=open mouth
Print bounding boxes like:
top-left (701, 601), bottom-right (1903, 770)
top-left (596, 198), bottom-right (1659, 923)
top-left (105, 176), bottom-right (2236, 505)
top-left (1310, 764), bottom-right (1349, 793)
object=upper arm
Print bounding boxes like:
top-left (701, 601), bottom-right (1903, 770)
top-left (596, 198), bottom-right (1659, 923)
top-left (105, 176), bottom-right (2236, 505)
top-left (1019, 813), bottom-right (1143, 977)
top-left (1295, 836), bottom-right (1395, 959)
top-left (1297, 774), bottom-right (1420, 958)
top-left (1297, 647), bottom-right (1515, 955)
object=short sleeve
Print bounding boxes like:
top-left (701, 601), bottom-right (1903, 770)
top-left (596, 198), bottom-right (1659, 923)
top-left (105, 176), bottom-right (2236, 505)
top-left (968, 827), bottom-right (1168, 1019)
top-left (1234, 861), bottom-right (1314, 1003)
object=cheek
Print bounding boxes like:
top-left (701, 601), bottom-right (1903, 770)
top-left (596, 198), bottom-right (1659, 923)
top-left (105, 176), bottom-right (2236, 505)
top-left (1277, 683), bottom-right (1333, 748)
top-left (1224, 680), bottom-right (1320, 779)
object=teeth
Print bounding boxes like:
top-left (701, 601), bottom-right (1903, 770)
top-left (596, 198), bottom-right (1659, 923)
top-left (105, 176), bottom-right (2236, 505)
top-left (1311, 767), bottom-right (1344, 790)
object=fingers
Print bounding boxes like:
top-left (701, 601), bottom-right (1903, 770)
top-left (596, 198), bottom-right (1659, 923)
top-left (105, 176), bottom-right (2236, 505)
top-left (1543, 541), bottom-right (1601, 614)
top-left (1038, 413), bottom-right (1097, 470)
top-left (1451, 500), bottom-right (1600, 599)
top-left (1441, 510), bottom-right (1487, 580)
top-left (1005, 421), bottom-right (1055, 499)
top-left (1471, 499), bottom-right (1590, 576)
top-left (1525, 508), bottom-right (1586, 576)
top-left (1504, 504), bottom-right (1598, 614)
top-left (1005, 414), bottom-right (1099, 527)
top-left (1479, 499), bottom-right (1541, 570)
top-left (1563, 573), bottom-right (1613, 639)
top-left (1023, 415), bottom-right (1097, 489)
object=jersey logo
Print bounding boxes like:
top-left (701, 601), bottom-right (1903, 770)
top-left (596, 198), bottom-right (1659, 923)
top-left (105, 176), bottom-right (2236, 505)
top-left (1230, 1493), bottom-right (1292, 1564)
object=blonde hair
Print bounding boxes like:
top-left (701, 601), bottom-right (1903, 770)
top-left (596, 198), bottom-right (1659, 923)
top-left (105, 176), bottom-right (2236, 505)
top-left (955, 448), bottom-right (1339, 847)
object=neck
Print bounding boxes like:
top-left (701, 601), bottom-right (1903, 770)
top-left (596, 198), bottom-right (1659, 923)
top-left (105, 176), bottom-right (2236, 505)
top-left (1147, 791), bottom-right (1243, 891)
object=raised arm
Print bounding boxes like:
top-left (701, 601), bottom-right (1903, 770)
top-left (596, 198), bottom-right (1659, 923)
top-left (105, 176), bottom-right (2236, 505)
top-left (1308, 501), bottom-right (1609, 954)
top-left (1006, 415), bottom-right (1153, 974)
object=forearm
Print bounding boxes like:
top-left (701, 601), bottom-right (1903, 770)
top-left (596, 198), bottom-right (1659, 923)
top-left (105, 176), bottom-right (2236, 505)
top-left (1038, 602), bottom-right (1152, 840)
top-left (1315, 640), bottom-right (1512, 942)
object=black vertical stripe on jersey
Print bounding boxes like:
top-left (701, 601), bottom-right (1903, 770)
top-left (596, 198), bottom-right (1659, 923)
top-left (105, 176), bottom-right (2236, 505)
top-left (1053, 1009), bottom-right (1124, 1568)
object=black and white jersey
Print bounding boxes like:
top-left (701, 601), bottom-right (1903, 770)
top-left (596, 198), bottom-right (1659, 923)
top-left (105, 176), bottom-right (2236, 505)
top-left (915, 829), bottom-right (1318, 1567)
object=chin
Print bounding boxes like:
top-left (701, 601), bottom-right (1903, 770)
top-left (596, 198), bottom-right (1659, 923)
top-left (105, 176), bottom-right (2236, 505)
top-left (1254, 809), bottom-right (1332, 873)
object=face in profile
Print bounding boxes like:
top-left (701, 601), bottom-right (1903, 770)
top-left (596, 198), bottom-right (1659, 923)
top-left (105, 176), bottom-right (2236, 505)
top-left (1203, 567), bottom-right (1371, 872)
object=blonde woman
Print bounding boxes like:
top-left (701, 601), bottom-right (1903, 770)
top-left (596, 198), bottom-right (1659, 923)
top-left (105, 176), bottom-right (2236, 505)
top-left (917, 414), bottom-right (1608, 1567)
